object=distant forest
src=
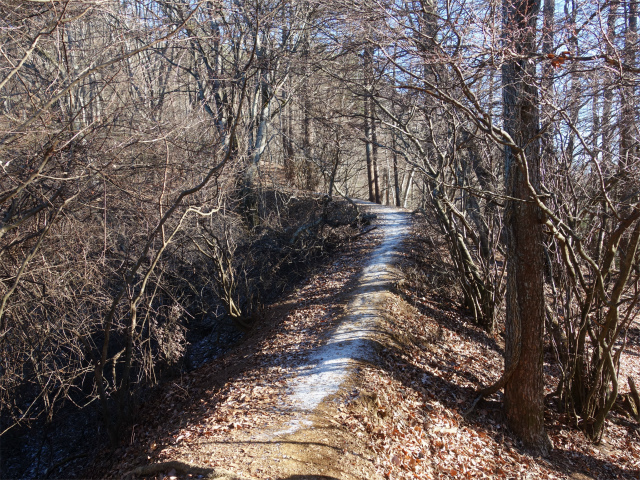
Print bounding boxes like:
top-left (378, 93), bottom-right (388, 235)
top-left (1, 0), bottom-right (639, 454)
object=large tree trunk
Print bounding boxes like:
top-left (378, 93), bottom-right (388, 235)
top-left (620, 0), bottom-right (638, 170)
top-left (392, 134), bottom-right (401, 207)
top-left (502, 0), bottom-right (552, 455)
top-left (370, 95), bottom-right (381, 203)
top-left (363, 45), bottom-right (376, 202)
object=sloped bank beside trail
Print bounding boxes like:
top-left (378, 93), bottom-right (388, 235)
top-left (112, 201), bottom-right (412, 480)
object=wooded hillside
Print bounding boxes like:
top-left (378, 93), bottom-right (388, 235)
top-left (1, 0), bottom-right (639, 473)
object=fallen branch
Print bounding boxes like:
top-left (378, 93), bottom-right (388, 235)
top-left (625, 376), bottom-right (640, 422)
top-left (351, 225), bottom-right (378, 240)
top-left (290, 217), bottom-right (324, 244)
top-left (45, 453), bottom-right (88, 478)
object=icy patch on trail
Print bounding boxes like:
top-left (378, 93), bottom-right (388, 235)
top-left (273, 202), bottom-right (410, 435)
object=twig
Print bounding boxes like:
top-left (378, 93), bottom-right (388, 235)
top-left (352, 225), bottom-right (378, 240)
top-left (45, 453), bottom-right (88, 478)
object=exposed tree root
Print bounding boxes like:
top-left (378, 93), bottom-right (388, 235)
top-left (123, 460), bottom-right (252, 480)
top-left (463, 307), bottom-right (522, 419)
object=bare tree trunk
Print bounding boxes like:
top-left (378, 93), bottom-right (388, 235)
top-left (385, 156), bottom-right (390, 205)
top-left (302, 28), bottom-right (315, 190)
top-left (402, 167), bottom-right (415, 208)
top-left (392, 133), bottom-right (401, 207)
top-left (328, 130), bottom-right (340, 197)
top-left (363, 75), bottom-right (375, 202)
top-left (620, 0), bottom-right (638, 169)
top-left (601, 0), bottom-right (618, 170)
top-left (501, 0), bottom-right (551, 455)
top-left (243, 34), bottom-right (268, 228)
top-left (370, 95), bottom-right (381, 203)
top-left (283, 73), bottom-right (295, 181)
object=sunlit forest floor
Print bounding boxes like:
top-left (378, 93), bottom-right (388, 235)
top-left (84, 208), bottom-right (639, 480)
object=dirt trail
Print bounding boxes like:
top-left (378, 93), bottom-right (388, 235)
top-left (235, 201), bottom-right (411, 479)
top-left (272, 201), bottom-right (409, 436)
top-left (120, 202), bottom-right (411, 480)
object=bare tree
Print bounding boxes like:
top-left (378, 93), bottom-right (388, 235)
top-left (499, 0), bottom-right (551, 454)
top-left (360, 0), bottom-right (640, 448)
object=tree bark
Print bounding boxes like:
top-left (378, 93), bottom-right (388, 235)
top-left (363, 46), bottom-right (376, 202)
top-left (502, 0), bottom-right (552, 455)
top-left (370, 95), bottom-right (381, 204)
top-left (621, 0), bottom-right (638, 169)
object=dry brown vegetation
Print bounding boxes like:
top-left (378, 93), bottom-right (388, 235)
top-left (73, 212), bottom-right (639, 480)
top-left (2, 0), bottom-right (640, 476)
top-left (358, 217), bottom-right (640, 479)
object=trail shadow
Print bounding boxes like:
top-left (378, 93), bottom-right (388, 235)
top-left (547, 446), bottom-right (639, 479)
top-left (407, 298), bottom-right (504, 355)
top-left (277, 476), bottom-right (340, 480)
top-left (194, 440), bottom-right (341, 451)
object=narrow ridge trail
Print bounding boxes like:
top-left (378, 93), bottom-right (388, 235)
top-left (120, 202), bottom-right (411, 480)
top-left (273, 201), bottom-right (410, 437)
